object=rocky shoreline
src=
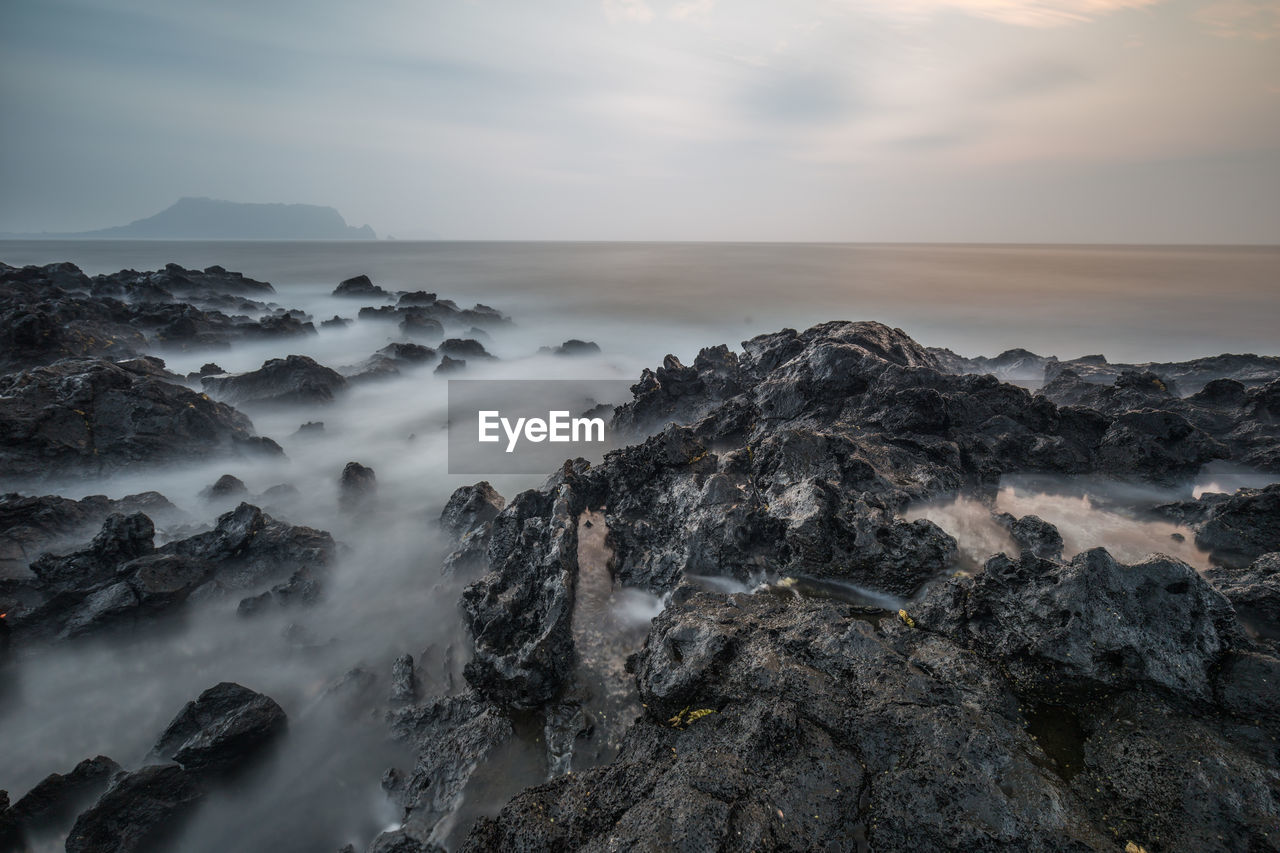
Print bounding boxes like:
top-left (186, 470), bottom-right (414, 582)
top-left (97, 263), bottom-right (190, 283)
top-left (2, 260), bottom-right (1278, 852)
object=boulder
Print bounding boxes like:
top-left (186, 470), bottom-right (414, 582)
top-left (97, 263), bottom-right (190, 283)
top-left (339, 462), bottom-right (377, 511)
top-left (65, 764), bottom-right (204, 853)
top-left (152, 682), bottom-right (287, 774)
top-left (7, 755), bottom-right (121, 834)
top-left (199, 474), bottom-right (248, 502)
top-left (202, 355), bottom-right (348, 407)
top-left (333, 274), bottom-right (388, 298)
top-left (434, 356), bottom-right (466, 375)
top-left (0, 357), bottom-right (281, 481)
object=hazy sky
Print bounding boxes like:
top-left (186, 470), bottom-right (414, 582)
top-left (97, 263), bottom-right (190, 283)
top-left (1, 0), bottom-right (1277, 241)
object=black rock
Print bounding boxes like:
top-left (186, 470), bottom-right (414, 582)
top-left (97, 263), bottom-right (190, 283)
top-left (202, 354), bottom-right (348, 407)
top-left (397, 291), bottom-right (437, 307)
top-left (440, 482), bottom-right (506, 539)
top-left (995, 512), bottom-right (1065, 561)
top-left (199, 474), bottom-right (248, 501)
top-left (333, 274), bottom-right (389, 298)
top-left (152, 681), bottom-right (287, 774)
top-left (544, 339), bottom-right (601, 357)
top-left (0, 491), bottom-right (175, 579)
top-left (29, 512), bottom-right (155, 593)
top-left (390, 654), bottom-right (418, 706)
top-left (434, 356), bottom-right (466, 375)
top-left (320, 315), bottom-right (352, 328)
top-left (439, 338), bottom-right (492, 359)
top-left (386, 692), bottom-right (513, 842)
top-left (65, 764), bottom-right (203, 853)
top-left (399, 313), bottom-right (444, 339)
top-left (460, 486), bottom-right (578, 708)
top-left (7, 503), bottom-right (335, 644)
top-left (1206, 551), bottom-right (1280, 637)
top-left (7, 755), bottom-right (121, 834)
top-left (0, 357), bottom-right (281, 482)
top-left (916, 548), bottom-right (1238, 703)
top-left (339, 462), bottom-right (377, 511)
top-left (1194, 485), bottom-right (1280, 567)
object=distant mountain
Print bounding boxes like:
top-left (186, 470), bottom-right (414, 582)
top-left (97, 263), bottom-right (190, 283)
top-left (7, 197), bottom-right (377, 240)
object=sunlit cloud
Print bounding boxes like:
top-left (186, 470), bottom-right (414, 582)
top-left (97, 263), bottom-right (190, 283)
top-left (603, 0), bottom-right (655, 23)
top-left (1194, 0), bottom-right (1280, 38)
top-left (853, 0), bottom-right (1166, 27)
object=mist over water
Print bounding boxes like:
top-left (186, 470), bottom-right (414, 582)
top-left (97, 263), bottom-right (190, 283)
top-left (2, 241), bottom-right (1278, 364)
top-left (2, 240), bottom-right (1278, 850)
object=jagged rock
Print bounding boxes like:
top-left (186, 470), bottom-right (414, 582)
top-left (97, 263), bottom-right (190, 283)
top-left (321, 315), bottom-right (351, 328)
top-left (295, 421), bottom-right (325, 436)
top-left (1044, 352), bottom-right (1280, 394)
top-left (344, 343), bottom-right (438, 383)
top-left (376, 342), bottom-right (434, 364)
top-left (399, 313), bottom-right (444, 339)
top-left (0, 357), bottom-right (281, 481)
top-left (460, 485), bottom-right (579, 708)
top-left (202, 354), bottom-right (347, 407)
top-left (916, 548), bottom-right (1239, 703)
top-left (440, 338), bottom-right (492, 359)
top-left (153, 682), bottom-right (287, 774)
top-left (333, 274), bottom-right (388, 298)
top-left (7, 755), bottom-right (121, 834)
top-left (397, 291), bottom-right (437, 307)
top-left (1207, 552), bottom-right (1280, 636)
top-left (65, 764), bottom-right (203, 853)
top-left (235, 566), bottom-right (322, 617)
top-left (6, 503), bottom-right (334, 644)
top-left (467, 588), bottom-right (1111, 852)
top-left (386, 692), bottom-right (514, 842)
top-left (434, 356), bottom-right (466, 375)
top-left (200, 474), bottom-right (248, 501)
top-left (995, 512), bottom-right (1065, 561)
top-left (440, 482), bottom-right (506, 539)
top-left (1, 263), bottom-right (146, 371)
top-left (542, 339), bottom-right (601, 357)
top-left (0, 491), bottom-right (174, 579)
top-left (93, 263), bottom-right (274, 299)
top-left (1195, 485), bottom-right (1280, 566)
top-left (390, 654), bottom-right (418, 705)
top-left (928, 346), bottom-right (1056, 382)
top-left (339, 462), bottom-right (377, 511)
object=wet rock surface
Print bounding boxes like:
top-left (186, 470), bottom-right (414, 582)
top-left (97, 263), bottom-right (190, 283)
top-left (1, 502), bottom-right (335, 644)
top-left (152, 681), bottom-right (287, 774)
top-left (418, 320), bottom-right (1280, 851)
top-left (0, 356), bottom-right (282, 483)
top-left (202, 354), bottom-right (348, 407)
top-left (52, 680), bottom-right (287, 853)
top-left (1155, 484), bottom-right (1280, 568)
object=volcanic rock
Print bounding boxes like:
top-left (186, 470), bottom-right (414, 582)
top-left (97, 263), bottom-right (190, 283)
top-left (152, 682), bottom-right (287, 774)
top-left (0, 357), bottom-right (281, 482)
top-left (333, 274), bottom-right (388, 298)
top-left (202, 354), bottom-right (347, 407)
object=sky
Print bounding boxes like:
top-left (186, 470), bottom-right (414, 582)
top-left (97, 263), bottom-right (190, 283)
top-left (0, 0), bottom-right (1277, 242)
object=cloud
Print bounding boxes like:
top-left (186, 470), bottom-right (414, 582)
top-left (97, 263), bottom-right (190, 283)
top-left (855, 0), bottom-right (1166, 27)
top-left (603, 0), bottom-right (654, 23)
top-left (670, 0), bottom-right (716, 20)
top-left (1194, 0), bottom-right (1280, 39)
